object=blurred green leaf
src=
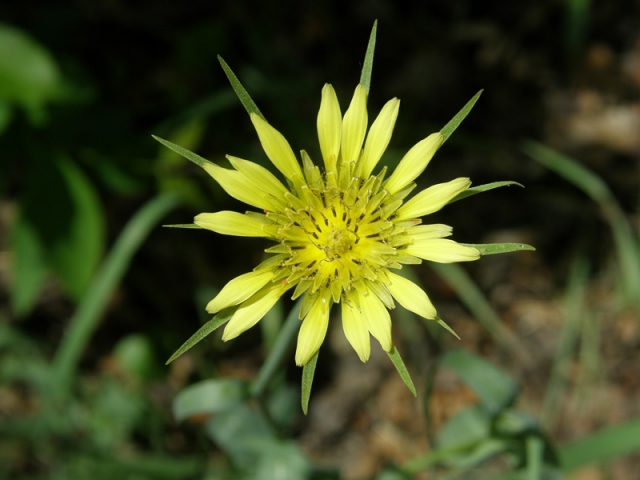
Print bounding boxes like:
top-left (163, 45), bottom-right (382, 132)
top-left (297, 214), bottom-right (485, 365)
top-left (0, 23), bottom-right (62, 124)
top-left (9, 215), bottom-right (47, 316)
top-left (173, 379), bottom-right (249, 421)
top-left (386, 345), bottom-right (417, 397)
top-left (52, 194), bottom-right (180, 394)
top-left (112, 334), bottom-right (158, 381)
top-left (165, 306), bottom-right (237, 365)
top-left (205, 403), bottom-right (274, 464)
top-left (464, 243), bottom-right (536, 255)
top-left (0, 99), bottom-right (12, 134)
top-left (440, 350), bottom-right (518, 415)
top-left (449, 181), bottom-right (524, 204)
top-left (440, 90), bottom-right (482, 143)
top-left (254, 441), bottom-right (311, 480)
top-left (559, 417), bottom-right (640, 471)
top-left (439, 405), bottom-right (491, 449)
top-left (49, 156), bottom-right (106, 300)
top-left (524, 141), bottom-right (640, 315)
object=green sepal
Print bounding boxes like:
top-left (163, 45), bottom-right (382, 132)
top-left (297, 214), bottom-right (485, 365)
top-left (165, 306), bottom-right (237, 365)
top-left (217, 55), bottom-right (264, 120)
top-left (387, 344), bottom-right (417, 397)
top-left (440, 90), bottom-right (483, 143)
top-left (162, 224), bottom-right (202, 229)
top-left (436, 316), bottom-right (461, 340)
top-left (359, 20), bottom-right (378, 94)
top-left (463, 243), bottom-right (536, 255)
top-left (301, 351), bottom-right (319, 415)
top-left (152, 135), bottom-right (213, 169)
top-left (449, 181), bottom-right (523, 204)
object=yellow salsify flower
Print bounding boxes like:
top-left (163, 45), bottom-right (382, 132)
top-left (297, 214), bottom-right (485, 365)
top-left (189, 81), bottom-right (480, 367)
top-left (156, 27), bottom-right (533, 404)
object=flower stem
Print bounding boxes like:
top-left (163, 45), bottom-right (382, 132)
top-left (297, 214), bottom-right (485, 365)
top-left (250, 299), bottom-right (302, 398)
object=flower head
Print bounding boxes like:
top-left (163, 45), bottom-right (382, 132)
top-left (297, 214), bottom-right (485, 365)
top-left (187, 77), bottom-right (481, 366)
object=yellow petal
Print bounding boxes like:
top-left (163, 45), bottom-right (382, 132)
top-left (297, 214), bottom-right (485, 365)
top-left (404, 239), bottom-right (480, 263)
top-left (395, 178), bottom-right (471, 221)
top-left (341, 297), bottom-right (370, 362)
top-left (295, 290), bottom-right (332, 366)
top-left (340, 84), bottom-right (368, 166)
top-left (357, 98), bottom-right (400, 178)
top-left (358, 288), bottom-right (392, 351)
top-left (195, 211), bottom-right (273, 237)
top-left (250, 113), bottom-right (303, 181)
top-left (317, 84), bottom-right (342, 175)
top-left (222, 284), bottom-right (285, 341)
top-left (206, 269), bottom-right (275, 313)
top-left (202, 162), bottom-right (276, 210)
top-left (386, 271), bottom-right (437, 319)
top-left (384, 132), bottom-right (444, 195)
top-left (227, 156), bottom-right (289, 203)
top-left (406, 224), bottom-right (453, 240)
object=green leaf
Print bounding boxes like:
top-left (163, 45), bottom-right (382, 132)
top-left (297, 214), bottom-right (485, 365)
top-left (449, 181), bottom-right (524, 204)
top-left (440, 90), bottom-right (483, 143)
top-left (386, 345), bottom-right (417, 397)
top-left (152, 135), bottom-right (213, 168)
top-left (165, 306), bottom-right (237, 365)
top-left (301, 351), bottom-right (318, 414)
top-left (524, 141), bottom-right (640, 316)
top-left (173, 379), bottom-right (249, 421)
top-left (435, 316), bottom-right (460, 340)
top-left (359, 20), bottom-right (378, 94)
top-left (0, 24), bottom-right (62, 123)
top-left (254, 441), bottom-right (311, 480)
top-left (52, 194), bottom-right (180, 395)
top-left (463, 243), bottom-right (536, 255)
top-left (440, 350), bottom-right (518, 415)
top-left (9, 215), bottom-right (47, 316)
top-left (162, 224), bottom-right (202, 229)
top-left (217, 55), bottom-right (264, 119)
top-left (558, 417), bottom-right (640, 471)
top-left (439, 405), bottom-right (491, 449)
top-left (49, 156), bottom-right (106, 300)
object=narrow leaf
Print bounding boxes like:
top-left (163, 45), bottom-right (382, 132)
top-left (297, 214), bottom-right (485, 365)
top-left (558, 417), bottom-right (640, 471)
top-left (166, 306), bottom-right (237, 365)
top-left (436, 316), bottom-right (461, 340)
top-left (162, 224), bottom-right (203, 229)
top-left (301, 351), bottom-right (319, 414)
top-left (359, 20), bottom-right (378, 94)
top-left (218, 55), bottom-right (264, 119)
top-left (463, 243), bottom-right (535, 255)
top-left (152, 135), bottom-right (213, 168)
top-left (449, 181), bottom-right (524, 204)
top-left (387, 345), bottom-right (417, 397)
top-left (440, 90), bottom-right (483, 143)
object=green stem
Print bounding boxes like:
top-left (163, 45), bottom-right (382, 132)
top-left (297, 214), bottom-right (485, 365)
top-left (52, 194), bottom-right (180, 395)
top-left (250, 298), bottom-right (302, 398)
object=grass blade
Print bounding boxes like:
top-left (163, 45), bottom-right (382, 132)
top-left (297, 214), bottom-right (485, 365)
top-left (152, 135), bottom-right (213, 168)
top-left (52, 194), bottom-right (180, 394)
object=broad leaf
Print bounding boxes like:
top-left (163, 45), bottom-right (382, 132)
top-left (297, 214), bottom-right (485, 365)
top-left (173, 379), bottom-right (248, 421)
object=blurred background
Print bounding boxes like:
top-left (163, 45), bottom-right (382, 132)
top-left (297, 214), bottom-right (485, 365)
top-left (1, 0), bottom-right (640, 479)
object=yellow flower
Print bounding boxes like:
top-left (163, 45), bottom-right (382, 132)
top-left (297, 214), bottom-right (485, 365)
top-left (190, 81), bottom-right (480, 367)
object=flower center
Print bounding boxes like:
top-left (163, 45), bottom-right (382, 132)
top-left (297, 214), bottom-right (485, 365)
top-left (314, 203), bottom-right (358, 260)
